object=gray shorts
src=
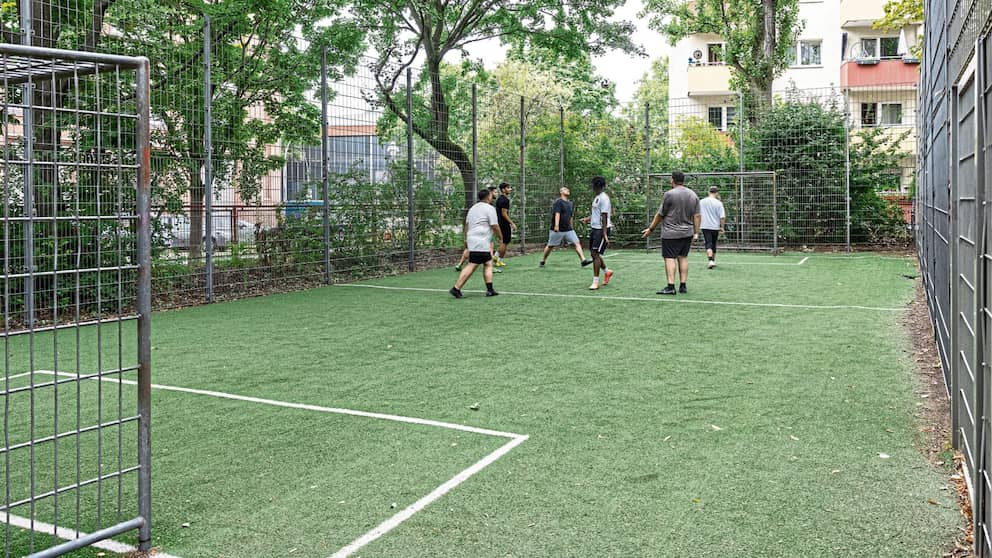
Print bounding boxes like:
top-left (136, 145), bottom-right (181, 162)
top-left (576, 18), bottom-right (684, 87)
top-left (547, 230), bottom-right (580, 247)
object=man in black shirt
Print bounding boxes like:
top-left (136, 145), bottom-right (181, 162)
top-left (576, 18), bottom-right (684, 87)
top-left (494, 182), bottom-right (516, 267)
top-left (540, 187), bottom-right (592, 267)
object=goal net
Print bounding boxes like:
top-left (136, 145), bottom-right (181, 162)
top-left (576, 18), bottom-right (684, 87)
top-left (645, 172), bottom-right (778, 252)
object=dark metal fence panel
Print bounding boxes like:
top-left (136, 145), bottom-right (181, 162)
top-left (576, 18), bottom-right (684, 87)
top-left (0, 44), bottom-right (152, 558)
top-left (980, 33), bottom-right (992, 556)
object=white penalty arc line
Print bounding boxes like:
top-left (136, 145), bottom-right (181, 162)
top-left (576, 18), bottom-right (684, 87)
top-left (37, 371), bottom-right (529, 558)
top-left (1, 512), bottom-right (182, 558)
top-left (798, 256), bottom-right (809, 266)
top-left (338, 284), bottom-right (903, 312)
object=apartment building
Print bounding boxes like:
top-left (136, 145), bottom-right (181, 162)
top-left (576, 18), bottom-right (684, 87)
top-left (667, 0), bottom-right (921, 191)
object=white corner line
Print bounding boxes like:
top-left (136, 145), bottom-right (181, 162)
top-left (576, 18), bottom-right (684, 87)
top-left (35, 371), bottom-right (529, 558)
top-left (337, 284), bottom-right (902, 312)
top-left (1, 512), bottom-right (181, 558)
top-left (329, 434), bottom-right (529, 558)
top-left (798, 256), bottom-right (809, 266)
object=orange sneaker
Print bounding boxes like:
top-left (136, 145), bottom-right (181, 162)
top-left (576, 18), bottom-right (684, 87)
top-left (603, 269), bottom-right (613, 285)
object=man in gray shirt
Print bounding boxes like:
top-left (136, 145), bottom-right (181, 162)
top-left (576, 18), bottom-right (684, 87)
top-left (641, 170), bottom-right (700, 295)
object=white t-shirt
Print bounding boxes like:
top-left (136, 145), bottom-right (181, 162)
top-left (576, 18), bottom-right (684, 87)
top-left (699, 196), bottom-right (726, 230)
top-left (590, 192), bottom-right (612, 229)
top-left (465, 202), bottom-right (499, 252)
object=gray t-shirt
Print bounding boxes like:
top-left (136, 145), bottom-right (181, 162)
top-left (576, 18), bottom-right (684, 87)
top-left (699, 196), bottom-right (726, 230)
top-left (657, 186), bottom-right (700, 239)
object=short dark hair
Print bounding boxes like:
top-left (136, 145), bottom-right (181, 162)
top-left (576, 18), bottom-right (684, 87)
top-left (478, 189), bottom-right (491, 202)
top-left (709, 186), bottom-right (719, 194)
top-left (487, 185), bottom-right (498, 192)
top-left (591, 176), bottom-right (606, 192)
top-left (499, 182), bottom-right (511, 192)
top-left (672, 171), bottom-right (685, 185)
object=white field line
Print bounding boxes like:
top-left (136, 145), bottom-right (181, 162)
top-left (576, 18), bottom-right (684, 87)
top-left (4, 371), bottom-right (34, 381)
top-left (36, 371), bottom-right (529, 558)
top-left (329, 434), bottom-right (528, 558)
top-left (339, 283), bottom-right (903, 312)
top-left (798, 256), bottom-right (809, 266)
top-left (602, 253), bottom-right (618, 258)
top-left (1, 512), bottom-right (182, 558)
top-left (608, 257), bottom-right (801, 266)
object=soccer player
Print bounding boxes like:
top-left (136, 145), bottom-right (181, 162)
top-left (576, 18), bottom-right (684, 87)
top-left (581, 176), bottom-right (614, 290)
top-left (699, 186), bottom-right (726, 269)
top-left (451, 189), bottom-right (502, 298)
top-left (641, 170), bottom-right (700, 295)
top-left (540, 187), bottom-right (593, 268)
top-left (494, 182), bottom-right (516, 267)
top-left (456, 186), bottom-right (500, 271)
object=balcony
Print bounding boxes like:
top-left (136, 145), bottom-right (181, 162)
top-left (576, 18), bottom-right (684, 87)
top-left (841, 59), bottom-right (919, 89)
top-left (687, 63), bottom-right (732, 96)
top-left (840, 0), bottom-right (885, 28)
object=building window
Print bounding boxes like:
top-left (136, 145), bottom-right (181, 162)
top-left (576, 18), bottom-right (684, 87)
top-left (861, 103), bottom-right (878, 126)
top-left (880, 37), bottom-right (900, 58)
top-left (860, 38), bottom-right (878, 59)
top-left (707, 43), bottom-right (724, 64)
top-left (707, 106), bottom-right (736, 131)
top-left (880, 103), bottom-right (903, 125)
top-left (800, 41), bottom-right (822, 65)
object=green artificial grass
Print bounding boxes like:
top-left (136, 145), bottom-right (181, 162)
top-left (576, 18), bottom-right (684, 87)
top-left (4, 250), bottom-right (961, 557)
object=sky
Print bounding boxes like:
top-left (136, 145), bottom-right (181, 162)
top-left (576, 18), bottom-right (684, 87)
top-left (462, 0), bottom-right (670, 104)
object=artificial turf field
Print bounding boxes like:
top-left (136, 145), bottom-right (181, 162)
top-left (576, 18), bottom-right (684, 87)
top-left (4, 249), bottom-right (964, 557)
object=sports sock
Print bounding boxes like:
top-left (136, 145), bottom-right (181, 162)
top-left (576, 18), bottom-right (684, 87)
top-left (486, 282), bottom-right (494, 292)
top-left (593, 276), bottom-right (600, 285)
top-left (667, 283), bottom-right (675, 290)
top-left (679, 282), bottom-right (686, 289)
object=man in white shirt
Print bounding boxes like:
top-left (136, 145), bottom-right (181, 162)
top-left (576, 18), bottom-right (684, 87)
top-left (450, 189), bottom-right (503, 298)
top-left (580, 176), bottom-right (614, 290)
top-left (699, 186), bottom-right (726, 269)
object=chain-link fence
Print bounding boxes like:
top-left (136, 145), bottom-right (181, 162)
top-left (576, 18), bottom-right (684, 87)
top-left (917, 2), bottom-right (992, 555)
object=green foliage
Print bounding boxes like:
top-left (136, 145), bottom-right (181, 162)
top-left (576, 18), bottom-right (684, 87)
top-left (873, 0), bottom-right (923, 58)
top-left (666, 116), bottom-right (739, 172)
top-left (643, 0), bottom-right (802, 102)
top-left (623, 58), bottom-right (669, 147)
top-left (743, 93), bottom-right (909, 243)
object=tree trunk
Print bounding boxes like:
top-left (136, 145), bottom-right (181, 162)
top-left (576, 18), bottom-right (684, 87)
top-left (189, 165), bottom-right (205, 261)
top-left (761, 0), bottom-right (777, 108)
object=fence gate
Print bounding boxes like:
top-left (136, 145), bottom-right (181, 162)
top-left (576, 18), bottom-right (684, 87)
top-left (1, 44), bottom-right (152, 556)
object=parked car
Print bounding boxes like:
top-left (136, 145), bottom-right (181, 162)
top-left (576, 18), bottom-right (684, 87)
top-left (160, 213), bottom-right (257, 250)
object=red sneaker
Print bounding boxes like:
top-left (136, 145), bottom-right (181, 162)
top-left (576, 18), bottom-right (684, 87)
top-left (603, 269), bottom-right (613, 285)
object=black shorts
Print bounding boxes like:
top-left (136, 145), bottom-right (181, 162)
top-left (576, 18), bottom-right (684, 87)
top-left (702, 229), bottom-right (720, 251)
top-left (499, 223), bottom-right (512, 245)
top-left (661, 236), bottom-right (693, 259)
top-left (589, 228), bottom-right (609, 255)
top-left (468, 251), bottom-right (492, 265)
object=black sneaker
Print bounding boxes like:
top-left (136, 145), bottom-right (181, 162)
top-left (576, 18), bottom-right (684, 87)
top-left (679, 285), bottom-right (687, 294)
top-left (449, 287), bottom-right (464, 299)
top-left (580, 259), bottom-right (593, 267)
top-left (486, 290), bottom-right (499, 297)
top-left (539, 261), bottom-right (545, 268)
top-left (656, 287), bottom-right (677, 295)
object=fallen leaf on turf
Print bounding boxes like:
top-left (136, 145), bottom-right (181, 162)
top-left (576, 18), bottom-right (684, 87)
top-left (97, 554), bottom-right (106, 557)
top-left (387, 345), bottom-right (392, 349)
top-left (469, 402), bottom-right (480, 411)
top-left (710, 425), bottom-right (722, 431)
top-left (663, 436), bottom-right (672, 442)
top-left (691, 497), bottom-right (701, 503)
top-left (879, 453), bottom-right (890, 459)
top-left (451, 442), bottom-right (458, 447)
top-left (181, 522), bottom-right (190, 528)
top-left (789, 435), bottom-right (800, 441)
top-left (885, 429), bottom-right (894, 433)
top-left (527, 523), bottom-right (536, 528)
top-left (831, 469), bottom-right (841, 474)
top-left (927, 499), bottom-right (940, 506)
top-left (390, 502), bottom-right (397, 509)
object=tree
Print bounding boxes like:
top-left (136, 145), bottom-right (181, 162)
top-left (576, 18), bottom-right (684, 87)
top-left (643, 0), bottom-right (802, 107)
top-left (873, 0), bottom-right (923, 59)
top-left (351, 0), bottom-right (640, 211)
top-left (623, 57), bottom-right (669, 161)
top-left (99, 0), bottom-right (363, 259)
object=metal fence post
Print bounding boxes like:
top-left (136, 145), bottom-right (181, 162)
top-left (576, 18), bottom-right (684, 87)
top-left (844, 89), bottom-right (852, 252)
top-left (560, 105), bottom-right (565, 192)
top-left (950, 84), bottom-right (961, 449)
top-left (519, 95), bottom-right (526, 254)
top-left (135, 56), bottom-right (153, 552)
top-left (644, 102), bottom-right (651, 251)
top-left (739, 92), bottom-right (745, 246)
top-left (203, 16), bottom-right (214, 302)
top-left (472, 83), bottom-right (478, 199)
top-left (320, 48), bottom-right (331, 284)
top-left (772, 174), bottom-right (779, 254)
top-left (19, 0), bottom-right (34, 326)
top-left (406, 68), bottom-right (415, 271)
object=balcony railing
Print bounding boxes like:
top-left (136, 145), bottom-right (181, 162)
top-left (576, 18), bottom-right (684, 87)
top-left (841, 58), bottom-right (920, 88)
top-left (687, 63), bottom-right (732, 96)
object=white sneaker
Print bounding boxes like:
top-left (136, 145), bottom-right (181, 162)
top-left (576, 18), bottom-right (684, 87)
top-left (588, 283), bottom-right (600, 290)
top-left (708, 261), bottom-right (715, 269)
